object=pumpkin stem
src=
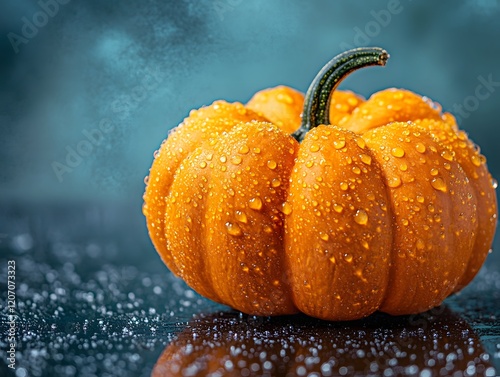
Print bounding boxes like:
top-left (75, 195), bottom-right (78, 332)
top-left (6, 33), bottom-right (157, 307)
top-left (293, 47), bottom-right (389, 142)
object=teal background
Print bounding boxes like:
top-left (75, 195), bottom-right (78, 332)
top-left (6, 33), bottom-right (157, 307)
top-left (1, 0), bottom-right (500, 205)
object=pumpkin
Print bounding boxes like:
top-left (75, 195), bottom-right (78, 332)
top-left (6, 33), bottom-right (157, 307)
top-left (143, 47), bottom-right (497, 321)
top-left (152, 309), bottom-right (491, 377)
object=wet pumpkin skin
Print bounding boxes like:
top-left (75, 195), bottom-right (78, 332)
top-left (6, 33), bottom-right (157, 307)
top-left (143, 48), bottom-right (497, 321)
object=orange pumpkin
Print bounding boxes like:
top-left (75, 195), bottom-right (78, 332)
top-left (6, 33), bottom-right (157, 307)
top-left (143, 47), bottom-right (497, 321)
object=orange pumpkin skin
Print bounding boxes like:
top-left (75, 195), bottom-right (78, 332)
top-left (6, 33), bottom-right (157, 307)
top-left (143, 48), bottom-right (497, 321)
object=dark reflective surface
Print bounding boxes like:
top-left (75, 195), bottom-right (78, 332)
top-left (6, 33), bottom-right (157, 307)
top-left (153, 309), bottom-right (493, 377)
top-left (1, 203), bottom-right (499, 376)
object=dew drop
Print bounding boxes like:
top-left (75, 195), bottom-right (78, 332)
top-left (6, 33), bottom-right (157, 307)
top-left (391, 147), bottom-right (405, 158)
top-left (340, 182), bottom-right (349, 191)
top-left (416, 239), bottom-right (425, 250)
top-left (352, 166), bottom-right (361, 175)
top-left (441, 149), bottom-right (454, 161)
top-left (220, 156), bottom-right (227, 163)
top-left (431, 177), bottom-right (447, 192)
top-left (225, 222), bottom-right (242, 236)
top-left (354, 209), bottom-right (368, 225)
top-left (238, 145), bottom-right (249, 154)
top-left (267, 160), bottom-right (277, 170)
top-left (492, 178), bottom-right (498, 189)
top-left (253, 147), bottom-right (261, 154)
top-left (387, 176), bottom-right (402, 188)
top-left (235, 210), bottom-right (248, 224)
top-left (153, 150), bottom-right (160, 158)
top-left (471, 155), bottom-right (482, 167)
top-left (356, 138), bottom-right (366, 149)
top-left (199, 161), bottom-right (207, 169)
top-left (416, 195), bottom-right (425, 203)
top-left (415, 143), bottom-right (426, 153)
top-left (333, 140), bottom-right (346, 149)
top-left (281, 202), bottom-right (293, 215)
top-left (361, 240), bottom-right (369, 250)
top-left (143, 176), bottom-right (149, 185)
top-left (320, 232), bottom-right (329, 241)
top-left (310, 144), bottom-right (320, 152)
top-left (329, 256), bottom-right (336, 264)
top-left (359, 154), bottom-right (372, 165)
top-left (399, 163), bottom-right (408, 172)
top-left (231, 156), bottom-right (242, 165)
top-left (271, 178), bottom-right (281, 187)
top-left (249, 197), bottom-right (263, 210)
top-left (430, 168), bottom-right (439, 176)
top-left (343, 253), bottom-right (353, 263)
top-left (333, 203), bottom-right (343, 213)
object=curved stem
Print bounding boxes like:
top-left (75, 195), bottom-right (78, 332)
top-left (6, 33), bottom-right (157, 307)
top-left (293, 47), bottom-right (389, 142)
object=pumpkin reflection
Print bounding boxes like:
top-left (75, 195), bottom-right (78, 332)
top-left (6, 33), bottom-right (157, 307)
top-left (152, 307), bottom-right (494, 376)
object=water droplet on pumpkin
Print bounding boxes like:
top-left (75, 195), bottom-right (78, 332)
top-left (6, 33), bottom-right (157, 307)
top-left (391, 147), bottom-right (405, 158)
top-left (340, 182), bottom-right (349, 191)
top-left (356, 138), bottom-right (366, 149)
top-left (387, 176), bottom-right (402, 188)
top-left (199, 161), bottom-right (207, 169)
top-left (219, 156), bottom-right (227, 163)
top-left (281, 202), bottom-right (293, 215)
top-left (471, 155), bottom-right (482, 167)
top-left (153, 150), bottom-right (160, 158)
top-left (329, 256), bottom-right (336, 264)
top-left (492, 178), bottom-right (498, 189)
top-left (263, 225), bottom-right (273, 234)
top-left (253, 147), bottom-right (261, 154)
top-left (415, 143), bottom-right (426, 153)
top-left (238, 145), bottom-right (249, 154)
top-left (333, 140), bottom-right (346, 149)
top-left (271, 178), bottom-right (281, 187)
top-left (441, 149), bottom-right (454, 161)
top-left (267, 160), bottom-right (277, 170)
top-left (225, 222), bottom-right (242, 236)
top-left (343, 253), bottom-right (353, 263)
top-left (231, 156), bottom-right (242, 165)
top-left (319, 232), bottom-right (329, 241)
top-left (361, 240), bottom-right (369, 250)
top-left (143, 176), bottom-right (149, 185)
top-left (354, 209), bottom-right (368, 225)
top-left (310, 144), bottom-right (320, 152)
top-left (333, 203), bottom-right (343, 213)
top-left (416, 239), bottom-right (425, 250)
top-left (399, 163), bottom-right (408, 171)
top-left (235, 210), bottom-right (248, 224)
top-left (359, 154), bottom-right (372, 165)
top-left (430, 168), bottom-right (439, 176)
top-left (249, 197), bottom-right (263, 210)
top-left (416, 195), bottom-right (425, 203)
top-left (352, 166), bottom-right (361, 175)
top-left (431, 177), bottom-right (447, 192)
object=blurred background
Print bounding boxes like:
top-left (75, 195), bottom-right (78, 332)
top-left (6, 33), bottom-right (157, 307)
top-left (1, 0), bottom-right (500, 206)
top-left (2, 1), bottom-right (500, 376)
